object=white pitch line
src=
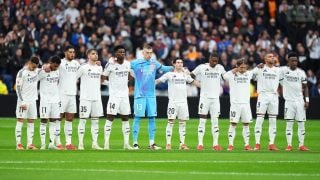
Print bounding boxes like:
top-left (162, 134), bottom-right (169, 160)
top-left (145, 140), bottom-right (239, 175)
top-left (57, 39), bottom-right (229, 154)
top-left (0, 160), bottom-right (319, 164)
top-left (0, 166), bottom-right (319, 177)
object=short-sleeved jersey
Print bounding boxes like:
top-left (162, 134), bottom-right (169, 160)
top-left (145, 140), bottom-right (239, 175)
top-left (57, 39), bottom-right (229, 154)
top-left (77, 63), bottom-right (103, 101)
top-left (102, 60), bottom-right (130, 98)
top-left (280, 66), bottom-right (307, 101)
top-left (131, 58), bottom-right (173, 98)
top-left (223, 70), bottom-right (253, 104)
top-left (157, 71), bottom-right (194, 103)
top-left (39, 69), bottom-right (60, 103)
top-left (252, 66), bottom-right (281, 95)
top-left (16, 68), bottom-right (40, 102)
top-left (59, 58), bottom-right (80, 96)
top-left (192, 63), bottom-right (226, 98)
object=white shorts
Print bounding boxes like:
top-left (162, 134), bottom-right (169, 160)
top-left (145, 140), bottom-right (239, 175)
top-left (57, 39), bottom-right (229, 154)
top-left (198, 97), bottom-right (220, 117)
top-left (60, 94), bottom-right (77, 114)
top-left (284, 100), bottom-right (306, 121)
top-left (230, 103), bottom-right (252, 123)
top-left (256, 94), bottom-right (279, 115)
top-left (39, 102), bottom-right (60, 119)
top-left (79, 100), bottom-right (104, 118)
top-left (106, 96), bottom-right (131, 115)
top-left (16, 101), bottom-right (37, 119)
top-left (167, 101), bottom-right (189, 120)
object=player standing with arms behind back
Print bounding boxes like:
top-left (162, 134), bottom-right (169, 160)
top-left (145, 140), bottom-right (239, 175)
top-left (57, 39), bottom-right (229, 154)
top-left (58, 46), bottom-right (79, 150)
top-left (130, 45), bottom-right (173, 150)
top-left (77, 49), bottom-right (104, 150)
top-left (191, 53), bottom-right (226, 151)
top-left (15, 56), bottom-right (40, 150)
top-left (223, 58), bottom-right (253, 151)
top-left (280, 52), bottom-right (310, 151)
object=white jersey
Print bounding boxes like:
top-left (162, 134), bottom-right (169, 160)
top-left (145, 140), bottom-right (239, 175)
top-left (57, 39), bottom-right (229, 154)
top-left (192, 64), bottom-right (225, 98)
top-left (223, 70), bottom-right (253, 104)
top-left (77, 63), bottom-right (103, 101)
top-left (252, 66), bottom-right (281, 95)
top-left (102, 60), bottom-right (130, 98)
top-left (157, 71), bottom-right (194, 103)
top-left (38, 69), bottom-right (60, 103)
top-left (59, 58), bottom-right (80, 96)
top-left (280, 66), bottom-right (307, 101)
top-left (16, 68), bottom-right (40, 103)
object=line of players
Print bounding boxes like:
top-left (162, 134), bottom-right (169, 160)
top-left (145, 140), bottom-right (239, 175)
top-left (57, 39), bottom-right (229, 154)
top-left (14, 45), bottom-right (310, 151)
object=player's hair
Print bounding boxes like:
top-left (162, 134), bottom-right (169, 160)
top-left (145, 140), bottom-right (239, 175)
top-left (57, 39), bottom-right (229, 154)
top-left (86, 48), bottom-right (97, 56)
top-left (143, 44), bottom-right (153, 50)
top-left (287, 52), bottom-right (298, 59)
top-left (209, 52), bottom-right (219, 59)
top-left (236, 58), bottom-right (248, 67)
top-left (64, 45), bottom-right (74, 52)
top-left (172, 57), bottom-right (183, 64)
top-left (30, 56), bottom-right (40, 65)
top-left (49, 55), bottom-right (61, 64)
top-left (114, 45), bottom-right (125, 53)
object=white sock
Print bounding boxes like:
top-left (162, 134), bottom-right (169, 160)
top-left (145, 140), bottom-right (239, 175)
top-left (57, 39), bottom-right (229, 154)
top-left (78, 119), bottom-right (86, 145)
top-left (269, 116), bottom-right (277, 145)
top-left (122, 121), bottom-right (130, 146)
top-left (166, 121), bottom-right (174, 145)
top-left (49, 122), bottom-right (56, 145)
top-left (149, 140), bottom-right (155, 146)
top-left (286, 121), bottom-right (294, 146)
top-left (228, 124), bottom-right (236, 146)
top-left (40, 122), bottom-right (47, 146)
top-left (104, 120), bottom-right (112, 148)
top-left (179, 121), bottom-right (186, 145)
top-left (211, 117), bottom-right (219, 146)
top-left (254, 115), bottom-right (264, 144)
top-left (243, 125), bottom-right (250, 146)
top-left (91, 118), bottom-right (99, 144)
top-left (298, 121), bottom-right (305, 147)
top-left (55, 120), bottom-right (61, 145)
top-left (27, 122), bottom-right (34, 146)
top-left (64, 121), bottom-right (72, 145)
top-left (15, 121), bottom-right (23, 145)
top-left (198, 118), bottom-right (206, 145)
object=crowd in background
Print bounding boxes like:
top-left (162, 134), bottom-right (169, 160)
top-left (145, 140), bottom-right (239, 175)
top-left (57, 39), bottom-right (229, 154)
top-left (0, 0), bottom-right (319, 96)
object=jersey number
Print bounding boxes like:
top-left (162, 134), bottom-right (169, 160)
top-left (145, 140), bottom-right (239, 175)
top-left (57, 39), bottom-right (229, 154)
top-left (80, 106), bottom-right (87, 113)
top-left (230, 111), bottom-right (236, 118)
top-left (136, 104), bottom-right (142, 111)
top-left (109, 103), bottom-right (115, 110)
top-left (41, 107), bottom-right (47, 114)
top-left (168, 108), bottom-right (175, 115)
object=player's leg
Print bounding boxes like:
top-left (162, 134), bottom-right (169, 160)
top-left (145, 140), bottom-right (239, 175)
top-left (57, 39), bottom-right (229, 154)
top-left (64, 95), bottom-right (77, 150)
top-left (57, 96), bottom-right (67, 148)
top-left (39, 102), bottom-right (49, 150)
top-left (228, 104), bottom-right (240, 151)
top-left (15, 101), bottom-right (26, 150)
top-left (27, 101), bottom-right (38, 150)
top-left (166, 101), bottom-right (176, 150)
top-left (132, 97), bottom-right (146, 149)
top-left (146, 97), bottom-right (160, 149)
top-left (284, 101), bottom-right (295, 151)
top-left (120, 97), bottom-right (132, 150)
top-left (241, 104), bottom-right (252, 150)
top-left (296, 100), bottom-right (309, 151)
top-left (77, 100), bottom-right (90, 150)
top-left (210, 98), bottom-right (222, 150)
top-left (197, 97), bottom-right (209, 150)
top-left (104, 97), bottom-right (119, 150)
top-left (91, 100), bottom-right (103, 150)
top-left (178, 102), bottom-right (189, 150)
top-left (254, 96), bottom-right (267, 150)
top-left (48, 103), bottom-right (61, 150)
top-left (267, 96), bottom-right (279, 151)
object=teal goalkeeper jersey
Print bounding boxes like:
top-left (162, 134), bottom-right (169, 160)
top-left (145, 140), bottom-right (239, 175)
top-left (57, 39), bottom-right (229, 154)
top-left (131, 58), bottom-right (173, 98)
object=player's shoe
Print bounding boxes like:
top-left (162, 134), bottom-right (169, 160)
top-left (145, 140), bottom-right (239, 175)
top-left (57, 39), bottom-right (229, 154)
top-left (132, 144), bottom-right (140, 150)
top-left (268, 144), bottom-right (279, 151)
top-left (285, 145), bottom-right (293, 151)
top-left (48, 143), bottom-right (59, 150)
top-left (123, 144), bottom-right (134, 150)
top-left (16, 144), bottom-right (24, 150)
top-left (179, 144), bottom-right (189, 150)
top-left (299, 145), bottom-right (310, 151)
top-left (78, 143), bottom-right (84, 150)
top-left (254, 144), bottom-right (261, 151)
top-left (212, 145), bottom-right (223, 151)
top-left (166, 144), bottom-right (171, 150)
top-left (196, 145), bottom-right (204, 151)
top-left (40, 144), bottom-right (46, 150)
top-left (65, 144), bottom-right (77, 150)
top-left (227, 145), bottom-right (234, 151)
top-left (244, 145), bottom-right (252, 151)
top-left (27, 144), bottom-right (38, 150)
top-left (149, 144), bottom-right (162, 150)
top-left (92, 143), bottom-right (103, 150)
top-left (56, 144), bottom-right (65, 150)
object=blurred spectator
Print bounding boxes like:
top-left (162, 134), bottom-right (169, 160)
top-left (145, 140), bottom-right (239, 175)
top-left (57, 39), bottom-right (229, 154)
top-left (306, 30), bottom-right (320, 73)
top-left (0, 75), bottom-right (8, 95)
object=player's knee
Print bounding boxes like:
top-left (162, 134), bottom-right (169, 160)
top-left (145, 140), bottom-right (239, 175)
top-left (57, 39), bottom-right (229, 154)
top-left (199, 114), bottom-right (207, 119)
top-left (121, 115), bottom-right (129, 121)
top-left (107, 114), bottom-right (115, 121)
top-left (41, 119), bottom-right (48, 123)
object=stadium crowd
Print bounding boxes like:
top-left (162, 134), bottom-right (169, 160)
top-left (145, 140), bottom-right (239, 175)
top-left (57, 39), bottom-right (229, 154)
top-left (0, 0), bottom-right (319, 96)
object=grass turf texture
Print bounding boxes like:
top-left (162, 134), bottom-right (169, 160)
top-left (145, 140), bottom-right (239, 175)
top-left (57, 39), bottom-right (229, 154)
top-left (0, 118), bottom-right (319, 180)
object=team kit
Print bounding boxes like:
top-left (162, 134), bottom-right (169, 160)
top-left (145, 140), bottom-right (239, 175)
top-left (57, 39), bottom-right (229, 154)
top-left (14, 45), bottom-right (310, 151)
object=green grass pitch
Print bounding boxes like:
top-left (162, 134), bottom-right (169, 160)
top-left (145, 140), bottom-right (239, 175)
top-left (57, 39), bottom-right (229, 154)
top-left (0, 117), bottom-right (319, 180)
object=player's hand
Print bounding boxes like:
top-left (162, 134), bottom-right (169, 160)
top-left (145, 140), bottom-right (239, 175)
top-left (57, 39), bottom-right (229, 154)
top-left (42, 64), bottom-right (51, 72)
top-left (257, 63), bottom-right (265, 68)
top-left (231, 68), bottom-right (237, 74)
top-left (20, 104), bottom-right (27, 110)
top-left (183, 67), bottom-right (190, 75)
top-left (108, 57), bottom-right (116, 64)
top-left (96, 61), bottom-right (101, 66)
top-left (304, 102), bottom-right (309, 109)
